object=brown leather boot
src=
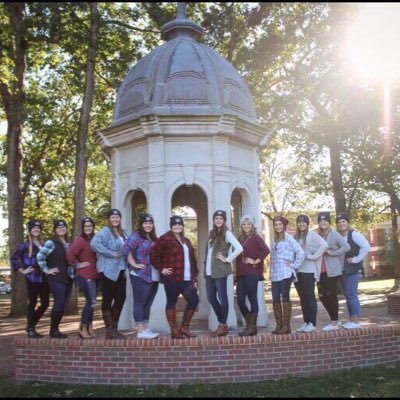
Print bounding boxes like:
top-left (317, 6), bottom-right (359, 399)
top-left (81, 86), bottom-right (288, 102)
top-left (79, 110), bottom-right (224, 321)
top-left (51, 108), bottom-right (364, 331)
top-left (210, 323), bottom-right (228, 337)
top-left (111, 308), bottom-right (125, 339)
top-left (239, 313), bottom-right (257, 336)
top-left (271, 303), bottom-right (283, 334)
top-left (103, 310), bottom-right (122, 339)
top-left (278, 302), bottom-right (292, 334)
top-left (78, 323), bottom-right (93, 339)
top-left (179, 309), bottom-right (197, 337)
top-left (238, 313), bottom-right (251, 337)
top-left (166, 309), bottom-right (184, 339)
top-left (87, 323), bottom-right (97, 338)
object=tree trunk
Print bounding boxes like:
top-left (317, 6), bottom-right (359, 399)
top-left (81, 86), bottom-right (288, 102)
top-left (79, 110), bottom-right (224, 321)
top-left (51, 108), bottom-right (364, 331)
top-left (67, 2), bottom-right (99, 314)
top-left (0, 3), bottom-right (28, 316)
top-left (389, 194), bottom-right (400, 288)
top-left (329, 143), bottom-right (347, 214)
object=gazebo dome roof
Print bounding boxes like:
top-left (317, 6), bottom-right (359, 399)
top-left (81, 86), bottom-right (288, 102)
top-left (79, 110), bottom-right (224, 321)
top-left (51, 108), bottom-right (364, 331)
top-left (111, 6), bottom-right (257, 127)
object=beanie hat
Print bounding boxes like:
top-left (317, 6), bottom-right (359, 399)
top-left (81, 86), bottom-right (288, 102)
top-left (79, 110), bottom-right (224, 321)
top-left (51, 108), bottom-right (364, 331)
top-left (317, 212), bottom-right (331, 224)
top-left (107, 208), bottom-right (122, 218)
top-left (336, 212), bottom-right (350, 223)
top-left (213, 210), bottom-right (227, 221)
top-left (139, 212), bottom-right (154, 225)
top-left (296, 214), bottom-right (310, 225)
top-left (81, 217), bottom-right (95, 229)
top-left (53, 219), bottom-right (67, 230)
top-left (240, 215), bottom-right (256, 226)
top-left (273, 216), bottom-right (289, 230)
top-left (170, 215), bottom-right (184, 228)
top-left (27, 220), bottom-right (42, 232)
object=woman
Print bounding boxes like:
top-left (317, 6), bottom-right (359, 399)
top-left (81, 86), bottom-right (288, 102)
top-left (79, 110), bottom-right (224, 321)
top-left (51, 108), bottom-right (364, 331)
top-left (315, 212), bottom-right (350, 331)
top-left (270, 216), bottom-right (305, 335)
top-left (150, 215), bottom-right (199, 339)
top-left (10, 220), bottom-right (49, 338)
top-left (90, 209), bottom-right (127, 339)
top-left (294, 214), bottom-right (328, 333)
top-left (122, 212), bottom-right (159, 339)
top-left (336, 212), bottom-right (370, 329)
top-left (37, 219), bottom-right (72, 338)
top-left (205, 210), bottom-right (243, 337)
top-left (66, 217), bottom-right (99, 339)
top-left (236, 215), bottom-right (270, 337)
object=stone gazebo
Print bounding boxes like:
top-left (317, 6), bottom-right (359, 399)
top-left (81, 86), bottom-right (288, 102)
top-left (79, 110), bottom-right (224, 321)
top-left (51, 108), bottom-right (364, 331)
top-left (96, 4), bottom-right (268, 333)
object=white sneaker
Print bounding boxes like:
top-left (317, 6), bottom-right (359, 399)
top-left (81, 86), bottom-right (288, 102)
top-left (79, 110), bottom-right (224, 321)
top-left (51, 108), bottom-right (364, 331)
top-left (296, 323), bottom-right (308, 332)
top-left (137, 330), bottom-right (158, 339)
top-left (342, 321), bottom-right (360, 329)
top-left (322, 323), bottom-right (340, 331)
top-left (303, 323), bottom-right (316, 333)
top-left (144, 328), bottom-right (159, 338)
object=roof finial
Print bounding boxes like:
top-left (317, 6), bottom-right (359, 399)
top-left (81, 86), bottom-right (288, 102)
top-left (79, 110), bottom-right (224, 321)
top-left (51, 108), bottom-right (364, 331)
top-left (177, 3), bottom-right (187, 20)
top-left (161, 2), bottom-right (202, 42)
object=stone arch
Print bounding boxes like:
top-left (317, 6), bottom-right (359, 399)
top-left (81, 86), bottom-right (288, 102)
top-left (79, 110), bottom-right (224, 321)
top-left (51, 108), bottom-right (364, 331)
top-left (123, 188), bottom-right (148, 232)
top-left (230, 186), bottom-right (252, 236)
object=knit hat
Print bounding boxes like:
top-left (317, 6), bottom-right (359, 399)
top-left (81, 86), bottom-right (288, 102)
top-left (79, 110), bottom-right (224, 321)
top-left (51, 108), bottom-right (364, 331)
top-left (27, 220), bottom-right (42, 232)
top-left (296, 214), bottom-right (310, 225)
top-left (139, 212), bottom-right (154, 225)
top-left (240, 215), bottom-right (256, 226)
top-left (317, 212), bottom-right (331, 224)
top-left (81, 217), bottom-right (95, 229)
top-left (213, 210), bottom-right (227, 221)
top-left (53, 219), bottom-right (67, 230)
top-left (170, 215), bottom-right (184, 228)
top-left (273, 216), bottom-right (289, 229)
top-left (336, 212), bottom-right (350, 223)
top-left (107, 208), bottom-right (122, 218)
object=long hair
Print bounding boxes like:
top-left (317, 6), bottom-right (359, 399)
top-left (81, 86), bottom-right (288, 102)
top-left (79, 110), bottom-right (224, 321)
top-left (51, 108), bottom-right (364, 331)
top-left (294, 227), bottom-right (308, 248)
top-left (107, 220), bottom-right (126, 240)
top-left (138, 224), bottom-right (157, 242)
top-left (81, 229), bottom-right (95, 242)
top-left (170, 229), bottom-right (186, 243)
top-left (28, 232), bottom-right (44, 258)
top-left (238, 225), bottom-right (257, 242)
top-left (208, 223), bottom-right (228, 246)
top-left (52, 231), bottom-right (70, 244)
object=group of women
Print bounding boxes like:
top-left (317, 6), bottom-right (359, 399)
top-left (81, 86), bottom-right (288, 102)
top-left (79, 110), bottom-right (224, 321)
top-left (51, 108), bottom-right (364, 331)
top-left (10, 208), bottom-right (369, 340)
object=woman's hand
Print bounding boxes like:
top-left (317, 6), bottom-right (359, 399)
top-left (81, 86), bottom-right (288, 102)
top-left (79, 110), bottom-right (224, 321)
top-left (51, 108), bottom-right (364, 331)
top-left (20, 266), bottom-right (34, 275)
top-left (46, 267), bottom-right (59, 276)
top-left (113, 251), bottom-right (121, 259)
top-left (216, 252), bottom-right (228, 263)
top-left (134, 263), bottom-right (146, 269)
top-left (161, 267), bottom-right (173, 276)
top-left (77, 261), bottom-right (90, 269)
top-left (244, 257), bottom-right (256, 265)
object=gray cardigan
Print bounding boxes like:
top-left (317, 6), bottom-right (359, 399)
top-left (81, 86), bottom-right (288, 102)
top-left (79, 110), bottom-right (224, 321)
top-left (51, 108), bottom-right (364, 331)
top-left (313, 228), bottom-right (351, 277)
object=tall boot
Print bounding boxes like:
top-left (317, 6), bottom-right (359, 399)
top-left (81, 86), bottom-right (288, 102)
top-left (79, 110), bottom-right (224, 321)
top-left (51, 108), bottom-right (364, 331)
top-left (179, 309), bottom-right (197, 337)
top-left (103, 310), bottom-right (117, 339)
top-left (49, 311), bottom-right (67, 339)
top-left (166, 309), bottom-right (184, 339)
top-left (78, 323), bottom-right (93, 339)
top-left (110, 308), bottom-right (125, 339)
top-left (278, 302), bottom-right (292, 334)
top-left (239, 312), bottom-right (258, 336)
top-left (238, 313), bottom-right (251, 337)
top-left (271, 303), bottom-right (283, 334)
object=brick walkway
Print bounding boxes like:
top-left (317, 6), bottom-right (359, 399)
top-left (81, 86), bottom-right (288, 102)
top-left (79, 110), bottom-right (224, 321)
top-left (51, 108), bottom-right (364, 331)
top-left (1, 285), bottom-right (399, 379)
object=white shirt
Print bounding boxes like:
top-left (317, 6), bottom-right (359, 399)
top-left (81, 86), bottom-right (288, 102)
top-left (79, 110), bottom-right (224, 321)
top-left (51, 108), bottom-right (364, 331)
top-left (205, 230), bottom-right (243, 276)
top-left (182, 243), bottom-right (191, 281)
top-left (341, 230), bottom-right (370, 264)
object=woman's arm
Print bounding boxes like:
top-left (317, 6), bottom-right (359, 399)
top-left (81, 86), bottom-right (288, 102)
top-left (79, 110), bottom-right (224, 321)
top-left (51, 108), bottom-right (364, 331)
top-left (37, 240), bottom-right (55, 274)
top-left (348, 231), bottom-right (370, 263)
top-left (327, 231), bottom-right (351, 256)
top-left (306, 232), bottom-right (329, 260)
top-left (90, 228), bottom-right (116, 258)
top-left (289, 235), bottom-right (306, 269)
top-left (225, 231), bottom-right (243, 263)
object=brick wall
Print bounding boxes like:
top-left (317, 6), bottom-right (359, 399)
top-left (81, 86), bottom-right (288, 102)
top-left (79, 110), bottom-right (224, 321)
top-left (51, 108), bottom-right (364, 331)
top-left (15, 325), bottom-right (400, 385)
top-left (388, 293), bottom-right (400, 315)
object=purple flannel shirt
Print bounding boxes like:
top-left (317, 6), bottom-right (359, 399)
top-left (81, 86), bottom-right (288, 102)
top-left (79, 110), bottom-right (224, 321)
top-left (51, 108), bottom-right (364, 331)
top-left (10, 241), bottom-right (45, 283)
top-left (122, 232), bottom-right (154, 283)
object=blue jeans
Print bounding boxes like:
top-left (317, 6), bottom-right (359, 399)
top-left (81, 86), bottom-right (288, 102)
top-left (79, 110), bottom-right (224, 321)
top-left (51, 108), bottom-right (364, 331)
top-left (236, 275), bottom-right (259, 316)
top-left (271, 277), bottom-right (293, 304)
top-left (48, 280), bottom-right (73, 313)
top-left (294, 272), bottom-right (317, 325)
top-left (129, 275), bottom-right (159, 323)
top-left (206, 276), bottom-right (229, 324)
top-left (340, 272), bottom-right (361, 318)
top-left (163, 277), bottom-right (199, 311)
top-left (76, 276), bottom-right (98, 325)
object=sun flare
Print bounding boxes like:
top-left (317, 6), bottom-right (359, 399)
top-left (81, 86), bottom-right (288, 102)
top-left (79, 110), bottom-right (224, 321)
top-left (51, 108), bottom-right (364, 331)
top-left (346, 3), bottom-right (400, 81)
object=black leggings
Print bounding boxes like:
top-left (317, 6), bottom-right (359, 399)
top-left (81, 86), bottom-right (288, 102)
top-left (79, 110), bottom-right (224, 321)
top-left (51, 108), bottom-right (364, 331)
top-left (294, 272), bottom-right (317, 326)
top-left (26, 279), bottom-right (50, 329)
top-left (317, 272), bottom-right (340, 321)
top-left (100, 271), bottom-right (126, 314)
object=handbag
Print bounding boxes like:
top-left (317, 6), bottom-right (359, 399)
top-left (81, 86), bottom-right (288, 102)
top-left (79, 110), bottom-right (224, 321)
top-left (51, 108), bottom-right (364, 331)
top-left (343, 261), bottom-right (360, 276)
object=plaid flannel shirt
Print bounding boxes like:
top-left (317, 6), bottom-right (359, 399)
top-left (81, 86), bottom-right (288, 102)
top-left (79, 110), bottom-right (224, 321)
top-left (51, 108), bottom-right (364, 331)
top-left (150, 231), bottom-right (198, 282)
top-left (10, 241), bottom-right (45, 283)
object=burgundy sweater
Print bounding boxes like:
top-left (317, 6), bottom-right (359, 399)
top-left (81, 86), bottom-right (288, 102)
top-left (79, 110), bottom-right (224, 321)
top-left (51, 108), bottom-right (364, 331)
top-left (236, 234), bottom-right (270, 277)
top-left (66, 236), bottom-right (98, 280)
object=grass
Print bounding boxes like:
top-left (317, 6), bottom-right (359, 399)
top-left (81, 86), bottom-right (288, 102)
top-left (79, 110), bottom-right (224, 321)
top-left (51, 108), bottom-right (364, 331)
top-left (358, 278), bottom-right (398, 295)
top-left (1, 363), bottom-right (400, 398)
